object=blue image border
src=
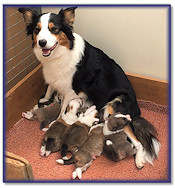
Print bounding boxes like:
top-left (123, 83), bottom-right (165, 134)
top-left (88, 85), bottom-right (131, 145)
top-left (3, 4), bottom-right (171, 183)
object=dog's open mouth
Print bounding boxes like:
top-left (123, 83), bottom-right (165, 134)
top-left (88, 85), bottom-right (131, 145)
top-left (42, 42), bottom-right (58, 57)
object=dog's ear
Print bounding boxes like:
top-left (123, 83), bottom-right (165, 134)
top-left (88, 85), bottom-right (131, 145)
top-left (18, 7), bottom-right (39, 26)
top-left (59, 7), bottom-right (77, 27)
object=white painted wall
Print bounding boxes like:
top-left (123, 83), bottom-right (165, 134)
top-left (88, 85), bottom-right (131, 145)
top-left (42, 6), bottom-right (168, 81)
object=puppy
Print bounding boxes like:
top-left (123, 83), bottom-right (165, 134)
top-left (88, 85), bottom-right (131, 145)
top-left (103, 114), bottom-right (137, 162)
top-left (22, 101), bottom-right (61, 130)
top-left (101, 94), bottom-right (160, 169)
top-left (57, 123), bottom-right (104, 180)
top-left (40, 119), bottom-right (69, 157)
top-left (61, 97), bottom-right (92, 125)
top-left (59, 106), bottom-right (99, 160)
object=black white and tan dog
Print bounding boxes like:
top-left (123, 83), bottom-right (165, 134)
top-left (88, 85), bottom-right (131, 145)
top-left (19, 7), bottom-right (160, 168)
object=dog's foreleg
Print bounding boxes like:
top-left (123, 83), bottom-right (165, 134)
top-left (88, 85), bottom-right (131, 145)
top-left (39, 85), bottom-right (55, 104)
top-left (124, 125), bottom-right (145, 169)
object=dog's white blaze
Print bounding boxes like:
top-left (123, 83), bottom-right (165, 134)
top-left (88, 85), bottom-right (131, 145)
top-left (37, 13), bottom-right (57, 49)
top-left (106, 140), bottom-right (113, 146)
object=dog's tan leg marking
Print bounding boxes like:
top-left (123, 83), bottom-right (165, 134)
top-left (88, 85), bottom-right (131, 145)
top-left (124, 125), bottom-right (145, 169)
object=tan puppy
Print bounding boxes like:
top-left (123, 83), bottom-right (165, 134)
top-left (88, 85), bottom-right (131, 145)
top-left (57, 123), bottom-right (104, 179)
top-left (22, 101), bottom-right (61, 130)
top-left (40, 119), bottom-right (69, 157)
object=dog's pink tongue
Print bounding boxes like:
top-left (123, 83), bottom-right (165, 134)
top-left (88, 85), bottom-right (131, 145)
top-left (42, 49), bottom-right (50, 55)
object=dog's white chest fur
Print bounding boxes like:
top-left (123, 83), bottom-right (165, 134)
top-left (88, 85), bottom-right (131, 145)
top-left (34, 33), bottom-right (85, 95)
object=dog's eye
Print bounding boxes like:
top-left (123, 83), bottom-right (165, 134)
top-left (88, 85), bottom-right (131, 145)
top-left (34, 27), bottom-right (40, 35)
top-left (50, 27), bottom-right (59, 34)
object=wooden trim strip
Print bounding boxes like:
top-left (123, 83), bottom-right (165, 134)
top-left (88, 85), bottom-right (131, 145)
top-left (126, 73), bottom-right (168, 106)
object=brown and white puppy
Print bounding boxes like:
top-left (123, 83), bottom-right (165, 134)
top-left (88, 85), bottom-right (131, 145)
top-left (61, 97), bottom-right (92, 125)
top-left (22, 101), bottom-right (61, 130)
top-left (57, 123), bottom-right (104, 180)
top-left (40, 119), bottom-right (69, 157)
top-left (40, 98), bottom-right (91, 157)
top-left (103, 114), bottom-right (137, 162)
top-left (101, 95), bottom-right (160, 169)
top-left (59, 105), bottom-right (99, 160)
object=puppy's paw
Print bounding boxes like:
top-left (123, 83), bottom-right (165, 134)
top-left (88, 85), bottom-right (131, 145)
top-left (76, 168), bottom-right (82, 179)
top-left (135, 144), bottom-right (145, 169)
top-left (45, 150), bottom-right (51, 157)
top-left (22, 111), bottom-right (33, 119)
top-left (40, 145), bottom-right (46, 156)
top-left (72, 171), bottom-right (77, 179)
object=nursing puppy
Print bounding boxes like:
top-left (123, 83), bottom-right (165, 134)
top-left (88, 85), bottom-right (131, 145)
top-left (103, 114), bottom-right (137, 162)
top-left (40, 98), bottom-right (87, 156)
top-left (40, 119), bottom-right (69, 157)
top-left (22, 101), bottom-right (61, 130)
top-left (57, 123), bottom-right (104, 179)
top-left (59, 106), bottom-right (99, 160)
top-left (101, 95), bottom-right (161, 168)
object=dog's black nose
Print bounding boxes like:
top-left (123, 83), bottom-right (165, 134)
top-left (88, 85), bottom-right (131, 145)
top-left (39, 39), bottom-right (47, 47)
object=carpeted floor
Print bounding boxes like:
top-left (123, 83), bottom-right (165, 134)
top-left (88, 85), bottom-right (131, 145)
top-left (5, 100), bottom-right (169, 182)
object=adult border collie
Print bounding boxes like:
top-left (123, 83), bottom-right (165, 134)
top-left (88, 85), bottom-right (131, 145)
top-left (18, 7), bottom-right (160, 168)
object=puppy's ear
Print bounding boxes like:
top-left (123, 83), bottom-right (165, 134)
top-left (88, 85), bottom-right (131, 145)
top-left (18, 7), bottom-right (39, 26)
top-left (59, 7), bottom-right (77, 27)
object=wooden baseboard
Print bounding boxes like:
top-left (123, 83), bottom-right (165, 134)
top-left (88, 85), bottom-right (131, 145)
top-left (5, 66), bottom-right (168, 130)
top-left (126, 73), bottom-right (168, 106)
top-left (5, 64), bottom-right (47, 131)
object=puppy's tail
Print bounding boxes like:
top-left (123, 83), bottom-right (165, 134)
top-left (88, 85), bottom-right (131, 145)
top-left (56, 155), bottom-right (75, 165)
top-left (132, 117), bottom-right (161, 164)
top-left (103, 139), bottom-right (121, 162)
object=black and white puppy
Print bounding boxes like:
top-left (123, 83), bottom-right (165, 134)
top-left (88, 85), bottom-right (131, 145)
top-left (103, 114), bottom-right (137, 162)
top-left (57, 123), bottom-right (104, 180)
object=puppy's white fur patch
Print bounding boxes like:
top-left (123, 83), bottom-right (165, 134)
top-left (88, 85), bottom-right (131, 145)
top-left (103, 121), bottom-right (123, 136)
top-left (106, 140), bottom-right (113, 146)
top-left (79, 106), bottom-right (99, 127)
top-left (62, 156), bottom-right (68, 160)
top-left (56, 159), bottom-right (64, 164)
